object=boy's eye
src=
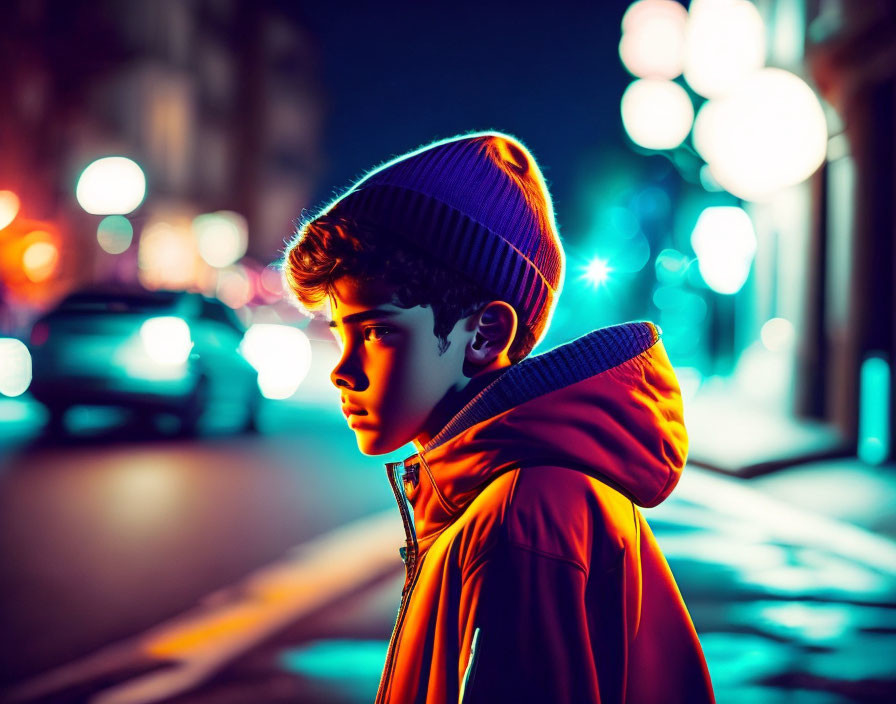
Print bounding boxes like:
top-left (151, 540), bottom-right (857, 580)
top-left (363, 326), bottom-right (393, 342)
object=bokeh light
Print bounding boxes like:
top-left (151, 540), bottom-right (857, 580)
top-left (75, 156), bottom-right (147, 215)
top-left (691, 99), bottom-right (721, 161)
top-left (632, 185), bottom-right (671, 220)
top-left (0, 338), bottom-right (32, 397)
top-left (698, 164), bottom-right (723, 192)
top-left (653, 285), bottom-right (708, 324)
top-left (613, 232), bottom-right (651, 274)
top-left (193, 211), bottom-right (248, 268)
top-left (240, 324), bottom-right (312, 400)
top-left (621, 79), bottom-right (694, 150)
top-left (582, 257), bottom-right (612, 287)
top-left (700, 68), bottom-right (828, 201)
top-left (138, 220), bottom-right (200, 290)
top-left (140, 317), bottom-right (193, 365)
top-left (652, 284), bottom-right (708, 359)
top-left (734, 340), bottom-right (795, 408)
top-left (0, 190), bottom-right (20, 230)
top-left (21, 235), bottom-right (59, 282)
top-left (605, 206), bottom-right (639, 239)
top-left (674, 365), bottom-right (703, 405)
top-left (97, 215), bottom-right (134, 254)
top-left (655, 248), bottom-right (691, 285)
top-left (691, 206), bottom-right (757, 295)
top-left (761, 317), bottom-right (796, 353)
top-left (683, 0), bottom-right (766, 99)
top-left (619, 0), bottom-right (688, 80)
top-left (259, 266), bottom-right (285, 300)
top-left (858, 354), bottom-right (891, 465)
top-left (216, 265), bottom-right (252, 309)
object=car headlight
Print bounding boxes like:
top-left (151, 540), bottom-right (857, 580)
top-left (0, 338), bottom-right (32, 397)
top-left (140, 317), bottom-right (193, 365)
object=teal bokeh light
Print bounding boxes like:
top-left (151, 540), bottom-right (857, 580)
top-left (655, 248), bottom-right (691, 285)
top-left (859, 354), bottom-right (891, 465)
top-left (280, 639), bottom-right (387, 699)
top-left (97, 215), bottom-right (134, 255)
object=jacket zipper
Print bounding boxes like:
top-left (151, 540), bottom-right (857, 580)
top-left (374, 459), bottom-right (421, 704)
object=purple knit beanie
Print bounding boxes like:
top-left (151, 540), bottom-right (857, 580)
top-left (309, 131), bottom-right (565, 335)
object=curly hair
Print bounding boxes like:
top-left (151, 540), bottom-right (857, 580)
top-left (281, 215), bottom-right (544, 364)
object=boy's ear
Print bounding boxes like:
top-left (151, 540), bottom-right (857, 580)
top-left (465, 301), bottom-right (518, 366)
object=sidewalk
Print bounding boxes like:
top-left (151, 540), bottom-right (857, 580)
top-left (749, 456), bottom-right (896, 544)
top-left (684, 384), bottom-right (896, 543)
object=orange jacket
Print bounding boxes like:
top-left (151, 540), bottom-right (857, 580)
top-left (375, 322), bottom-right (715, 703)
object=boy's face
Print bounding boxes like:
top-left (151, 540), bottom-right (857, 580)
top-left (327, 276), bottom-right (472, 455)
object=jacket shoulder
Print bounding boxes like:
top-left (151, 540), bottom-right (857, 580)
top-left (453, 465), bottom-right (638, 579)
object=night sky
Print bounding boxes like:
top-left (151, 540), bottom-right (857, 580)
top-left (292, 0), bottom-right (639, 240)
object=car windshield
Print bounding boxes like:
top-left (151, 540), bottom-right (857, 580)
top-left (54, 291), bottom-right (182, 314)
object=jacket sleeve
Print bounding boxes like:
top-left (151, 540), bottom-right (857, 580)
top-left (456, 539), bottom-right (602, 704)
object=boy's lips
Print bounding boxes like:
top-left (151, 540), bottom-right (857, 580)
top-left (341, 405), bottom-right (368, 418)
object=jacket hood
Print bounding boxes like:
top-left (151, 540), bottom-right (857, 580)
top-left (402, 321), bottom-right (689, 542)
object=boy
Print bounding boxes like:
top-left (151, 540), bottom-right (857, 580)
top-left (282, 132), bottom-right (715, 703)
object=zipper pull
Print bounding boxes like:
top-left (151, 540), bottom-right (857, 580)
top-left (402, 462), bottom-right (420, 491)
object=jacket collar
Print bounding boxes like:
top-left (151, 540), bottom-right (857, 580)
top-left (397, 321), bottom-right (689, 543)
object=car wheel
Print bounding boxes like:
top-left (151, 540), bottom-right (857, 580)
top-left (178, 376), bottom-right (209, 437)
top-left (241, 385), bottom-right (261, 434)
top-left (45, 405), bottom-right (69, 436)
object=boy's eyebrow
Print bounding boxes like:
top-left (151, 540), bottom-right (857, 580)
top-left (328, 308), bottom-right (402, 328)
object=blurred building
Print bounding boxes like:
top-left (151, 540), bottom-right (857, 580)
top-left (801, 0), bottom-right (896, 461)
top-left (717, 0), bottom-right (896, 464)
top-left (612, 0), bottom-right (894, 466)
top-left (0, 0), bottom-right (323, 315)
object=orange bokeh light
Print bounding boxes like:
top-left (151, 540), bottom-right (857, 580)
top-left (22, 233), bottom-right (60, 282)
top-left (0, 191), bottom-right (20, 230)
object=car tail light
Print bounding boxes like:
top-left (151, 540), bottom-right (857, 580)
top-left (30, 322), bottom-right (49, 347)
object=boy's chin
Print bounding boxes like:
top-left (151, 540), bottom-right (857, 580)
top-left (353, 429), bottom-right (406, 456)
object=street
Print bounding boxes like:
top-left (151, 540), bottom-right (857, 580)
top-left (2, 396), bottom-right (895, 703)
top-left (0, 399), bottom-right (404, 701)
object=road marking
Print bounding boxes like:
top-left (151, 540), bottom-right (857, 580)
top-left (6, 510), bottom-right (404, 704)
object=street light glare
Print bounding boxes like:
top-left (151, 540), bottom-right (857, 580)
top-left (619, 0), bottom-right (688, 80)
top-left (683, 0), bottom-right (766, 99)
top-left (691, 206), bottom-right (757, 295)
top-left (698, 68), bottom-right (828, 201)
top-left (621, 79), bottom-right (694, 150)
top-left (582, 257), bottom-right (612, 287)
top-left (76, 156), bottom-right (147, 215)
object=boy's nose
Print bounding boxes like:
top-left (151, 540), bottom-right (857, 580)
top-left (330, 352), bottom-right (363, 390)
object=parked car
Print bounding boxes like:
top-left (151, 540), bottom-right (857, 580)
top-left (28, 287), bottom-right (260, 435)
